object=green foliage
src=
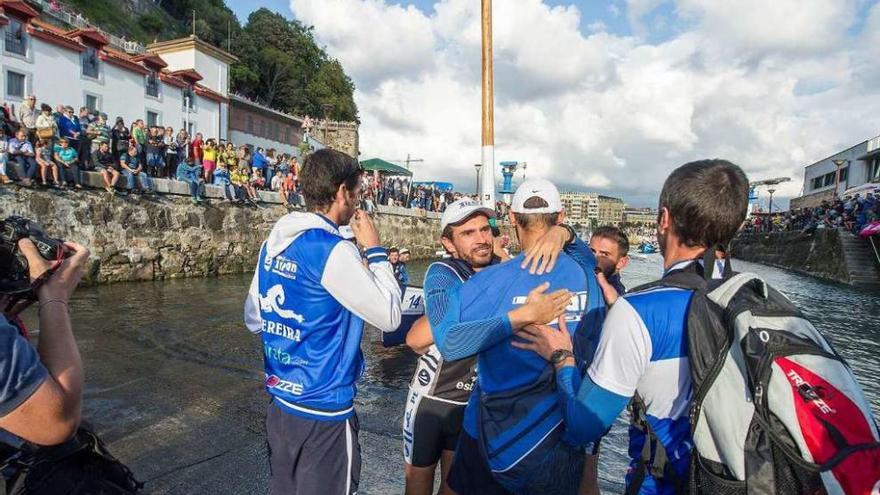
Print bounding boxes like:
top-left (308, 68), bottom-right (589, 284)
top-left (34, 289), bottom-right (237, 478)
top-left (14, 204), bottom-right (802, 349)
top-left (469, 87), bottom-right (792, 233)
top-left (231, 8), bottom-right (358, 122)
top-left (138, 12), bottom-right (164, 35)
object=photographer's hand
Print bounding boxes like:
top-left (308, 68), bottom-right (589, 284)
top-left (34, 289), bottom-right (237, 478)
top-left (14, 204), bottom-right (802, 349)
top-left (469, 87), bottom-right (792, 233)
top-left (0, 240), bottom-right (89, 445)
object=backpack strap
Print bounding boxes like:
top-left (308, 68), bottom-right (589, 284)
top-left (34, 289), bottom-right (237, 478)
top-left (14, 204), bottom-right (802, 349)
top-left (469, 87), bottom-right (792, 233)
top-left (625, 394), bottom-right (686, 495)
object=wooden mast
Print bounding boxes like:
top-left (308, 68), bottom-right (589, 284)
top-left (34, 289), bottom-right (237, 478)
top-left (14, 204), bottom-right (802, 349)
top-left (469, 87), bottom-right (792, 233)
top-left (480, 0), bottom-right (496, 207)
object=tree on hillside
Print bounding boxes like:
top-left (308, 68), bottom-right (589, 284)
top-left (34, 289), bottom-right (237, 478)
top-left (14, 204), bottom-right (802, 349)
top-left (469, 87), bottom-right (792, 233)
top-left (231, 8), bottom-right (358, 122)
top-left (159, 0), bottom-right (241, 49)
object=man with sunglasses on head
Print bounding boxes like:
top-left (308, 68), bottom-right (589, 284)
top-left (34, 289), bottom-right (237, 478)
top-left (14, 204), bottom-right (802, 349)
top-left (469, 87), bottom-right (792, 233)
top-left (244, 149), bottom-right (402, 495)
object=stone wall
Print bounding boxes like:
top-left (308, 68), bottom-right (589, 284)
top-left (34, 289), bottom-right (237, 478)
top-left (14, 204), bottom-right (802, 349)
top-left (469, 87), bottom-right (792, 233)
top-left (0, 188), bottom-right (514, 285)
top-left (313, 122), bottom-right (359, 157)
top-left (731, 229), bottom-right (850, 283)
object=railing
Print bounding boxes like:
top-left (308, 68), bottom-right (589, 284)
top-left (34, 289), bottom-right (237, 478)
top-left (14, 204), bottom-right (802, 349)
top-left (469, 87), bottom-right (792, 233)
top-left (26, 0), bottom-right (146, 54)
top-left (4, 29), bottom-right (26, 55)
top-left (868, 135), bottom-right (880, 153)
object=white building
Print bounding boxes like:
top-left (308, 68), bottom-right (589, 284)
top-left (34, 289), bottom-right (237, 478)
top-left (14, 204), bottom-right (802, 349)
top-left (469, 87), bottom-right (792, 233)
top-left (0, 1), bottom-right (234, 140)
top-left (791, 135), bottom-right (880, 209)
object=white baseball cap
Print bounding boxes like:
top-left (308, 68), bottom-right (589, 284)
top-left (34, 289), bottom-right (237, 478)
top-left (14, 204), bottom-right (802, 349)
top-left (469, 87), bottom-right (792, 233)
top-left (440, 198), bottom-right (496, 230)
top-left (511, 178), bottom-right (562, 213)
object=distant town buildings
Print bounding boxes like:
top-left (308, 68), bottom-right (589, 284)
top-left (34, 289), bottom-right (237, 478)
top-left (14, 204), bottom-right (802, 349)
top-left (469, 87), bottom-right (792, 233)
top-left (622, 207), bottom-right (658, 227)
top-left (791, 134), bottom-right (880, 209)
top-left (560, 191), bottom-right (625, 228)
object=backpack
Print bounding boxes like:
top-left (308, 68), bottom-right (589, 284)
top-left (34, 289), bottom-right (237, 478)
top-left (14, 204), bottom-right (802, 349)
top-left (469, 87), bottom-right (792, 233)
top-left (628, 255), bottom-right (880, 494)
top-left (4, 422), bottom-right (144, 495)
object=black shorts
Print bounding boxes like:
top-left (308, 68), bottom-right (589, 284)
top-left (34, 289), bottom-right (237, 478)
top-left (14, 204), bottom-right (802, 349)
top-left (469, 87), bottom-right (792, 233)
top-left (266, 400), bottom-right (361, 495)
top-left (446, 431), bottom-right (513, 495)
top-left (403, 391), bottom-right (465, 468)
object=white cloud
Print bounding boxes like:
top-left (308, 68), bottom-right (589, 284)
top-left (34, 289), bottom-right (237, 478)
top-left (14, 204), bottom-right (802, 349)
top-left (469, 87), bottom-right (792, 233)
top-left (290, 0), bottom-right (880, 206)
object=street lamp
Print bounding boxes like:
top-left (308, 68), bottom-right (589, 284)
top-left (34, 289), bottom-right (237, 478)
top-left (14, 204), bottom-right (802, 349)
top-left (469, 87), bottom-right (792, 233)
top-left (474, 163), bottom-right (482, 197)
top-left (767, 188), bottom-right (776, 215)
top-left (832, 159), bottom-right (847, 197)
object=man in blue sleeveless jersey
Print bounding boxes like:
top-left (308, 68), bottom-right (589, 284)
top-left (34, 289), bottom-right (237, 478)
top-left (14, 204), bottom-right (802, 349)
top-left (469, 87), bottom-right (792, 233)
top-left (514, 160), bottom-right (750, 494)
top-left (403, 199), bottom-right (578, 495)
top-left (244, 149), bottom-right (402, 495)
top-left (431, 179), bottom-right (605, 494)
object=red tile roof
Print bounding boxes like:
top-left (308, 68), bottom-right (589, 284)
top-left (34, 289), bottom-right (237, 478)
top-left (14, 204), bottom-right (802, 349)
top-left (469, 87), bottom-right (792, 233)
top-left (101, 48), bottom-right (150, 75)
top-left (159, 72), bottom-right (188, 88)
top-left (132, 53), bottom-right (168, 69)
top-left (27, 20), bottom-right (86, 52)
top-left (169, 68), bottom-right (203, 83)
top-left (195, 84), bottom-right (227, 103)
top-left (66, 28), bottom-right (109, 47)
top-left (0, 0), bottom-right (39, 20)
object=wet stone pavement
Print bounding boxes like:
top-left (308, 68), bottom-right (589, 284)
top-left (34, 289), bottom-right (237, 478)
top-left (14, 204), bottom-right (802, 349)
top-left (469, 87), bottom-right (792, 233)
top-left (20, 256), bottom-right (880, 494)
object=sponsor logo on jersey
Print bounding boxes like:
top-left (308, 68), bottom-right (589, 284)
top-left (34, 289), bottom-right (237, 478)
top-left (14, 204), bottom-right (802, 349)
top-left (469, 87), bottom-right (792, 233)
top-left (513, 291), bottom-right (588, 323)
top-left (417, 369), bottom-right (431, 386)
top-left (265, 374), bottom-right (304, 395)
top-left (269, 256), bottom-right (298, 280)
top-left (262, 319), bottom-right (302, 342)
top-left (259, 284), bottom-right (305, 323)
top-left (264, 343), bottom-right (309, 366)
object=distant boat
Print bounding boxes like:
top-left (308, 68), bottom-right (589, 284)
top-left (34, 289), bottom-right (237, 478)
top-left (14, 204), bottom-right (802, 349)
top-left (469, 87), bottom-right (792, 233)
top-left (638, 242), bottom-right (658, 254)
top-left (379, 285), bottom-right (425, 347)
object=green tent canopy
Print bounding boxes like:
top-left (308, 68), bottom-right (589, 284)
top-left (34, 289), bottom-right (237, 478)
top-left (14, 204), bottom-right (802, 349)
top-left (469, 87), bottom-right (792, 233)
top-left (360, 158), bottom-right (413, 177)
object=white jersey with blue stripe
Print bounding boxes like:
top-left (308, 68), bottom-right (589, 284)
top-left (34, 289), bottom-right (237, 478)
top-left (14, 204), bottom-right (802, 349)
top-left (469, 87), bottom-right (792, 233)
top-left (244, 212), bottom-right (402, 421)
top-left (587, 259), bottom-right (722, 494)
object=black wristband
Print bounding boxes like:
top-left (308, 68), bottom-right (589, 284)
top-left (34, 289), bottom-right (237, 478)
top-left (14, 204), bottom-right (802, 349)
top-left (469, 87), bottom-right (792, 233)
top-left (559, 223), bottom-right (577, 245)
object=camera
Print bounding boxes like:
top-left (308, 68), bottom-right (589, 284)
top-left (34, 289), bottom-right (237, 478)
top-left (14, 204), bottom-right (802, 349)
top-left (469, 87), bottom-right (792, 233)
top-left (0, 216), bottom-right (68, 296)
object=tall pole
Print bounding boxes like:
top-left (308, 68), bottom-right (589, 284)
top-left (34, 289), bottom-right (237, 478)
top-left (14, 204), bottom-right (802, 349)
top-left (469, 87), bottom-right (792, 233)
top-left (480, 0), bottom-right (496, 208)
top-left (768, 188), bottom-right (775, 215)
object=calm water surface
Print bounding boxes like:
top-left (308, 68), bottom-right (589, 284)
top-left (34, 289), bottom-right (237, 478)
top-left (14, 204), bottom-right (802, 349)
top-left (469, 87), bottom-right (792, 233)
top-left (33, 255), bottom-right (879, 493)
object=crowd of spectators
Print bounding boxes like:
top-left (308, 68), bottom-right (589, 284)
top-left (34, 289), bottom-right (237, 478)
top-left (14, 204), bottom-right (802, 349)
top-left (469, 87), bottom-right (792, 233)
top-left (1, 95), bottom-right (507, 216)
top-left (743, 193), bottom-right (879, 235)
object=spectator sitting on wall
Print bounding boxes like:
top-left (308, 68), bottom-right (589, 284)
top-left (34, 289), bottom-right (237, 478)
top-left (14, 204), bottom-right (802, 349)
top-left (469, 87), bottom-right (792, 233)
top-left (57, 107), bottom-right (80, 163)
top-left (53, 138), bottom-right (81, 190)
top-left (230, 164), bottom-right (250, 204)
top-left (0, 128), bottom-right (7, 184)
top-left (252, 147), bottom-right (268, 179)
top-left (251, 168), bottom-right (266, 192)
top-left (280, 170), bottom-right (296, 207)
top-left (94, 141), bottom-right (120, 194)
top-left (271, 169), bottom-right (283, 191)
top-left (176, 156), bottom-right (205, 204)
top-left (8, 128), bottom-right (37, 186)
top-left (120, 146), bottom-right (153, 195)
top-left (145, 126), bottom-right (164, 178)
top-left (35, 138), bottom-right (59, 188)
top-left (212, 158), bottom-right (235, 202)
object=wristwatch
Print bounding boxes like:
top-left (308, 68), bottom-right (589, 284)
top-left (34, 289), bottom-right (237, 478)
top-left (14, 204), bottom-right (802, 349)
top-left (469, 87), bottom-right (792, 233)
top-left (550, 349), bottom-right (574, 366)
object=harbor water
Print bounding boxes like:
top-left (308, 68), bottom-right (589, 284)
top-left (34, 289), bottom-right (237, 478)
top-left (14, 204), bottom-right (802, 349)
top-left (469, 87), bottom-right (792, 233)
top-left (22, 255), bottom-right (880, 493)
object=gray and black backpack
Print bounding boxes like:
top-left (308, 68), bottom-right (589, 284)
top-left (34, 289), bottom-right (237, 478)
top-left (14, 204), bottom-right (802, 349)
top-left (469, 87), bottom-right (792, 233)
top-left (629, 257), bottom-right (880, 494)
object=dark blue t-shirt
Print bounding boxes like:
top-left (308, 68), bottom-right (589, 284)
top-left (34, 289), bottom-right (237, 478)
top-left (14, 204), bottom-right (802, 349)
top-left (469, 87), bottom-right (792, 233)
top-left (0, 317), bottom-right (48, 418)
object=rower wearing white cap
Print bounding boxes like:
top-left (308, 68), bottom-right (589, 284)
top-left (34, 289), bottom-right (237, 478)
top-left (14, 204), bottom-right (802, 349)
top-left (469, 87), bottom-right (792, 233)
top-left (402, 194), bottom-right (596, 495)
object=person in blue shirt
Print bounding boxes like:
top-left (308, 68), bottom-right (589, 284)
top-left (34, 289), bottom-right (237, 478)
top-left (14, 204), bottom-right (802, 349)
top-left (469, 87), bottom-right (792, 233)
top-left (120, 146), bottom-right (154, 194)
top-left (176, 157), bottom-right (205, 204)
top-left (514, 160), bottom-right (751, 494)
top-left (244, 149), bottom-right (402, 495)
top-left (397, 248), bottom-right (412, 286)
top-left (252, 147), bottom-right (268, 179)
top-left (56, 106), bottom-right (80, 163)
top-left (0, 236), bottom-right (91, 447)
top-left (590, 225), bottom-right (631, 298)
top-left (432, 179), bottom-right (605, 494)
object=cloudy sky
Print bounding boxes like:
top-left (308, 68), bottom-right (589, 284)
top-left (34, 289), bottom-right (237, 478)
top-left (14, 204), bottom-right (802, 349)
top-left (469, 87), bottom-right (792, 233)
top-left (228, 0), bottom-right (880, 207)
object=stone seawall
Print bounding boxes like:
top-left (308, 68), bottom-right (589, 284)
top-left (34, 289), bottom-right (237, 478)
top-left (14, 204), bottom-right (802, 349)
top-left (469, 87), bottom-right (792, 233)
top-left (0, 188), bottom-right (510, 285)
top-left (731, 229), bottom-right (880, 285)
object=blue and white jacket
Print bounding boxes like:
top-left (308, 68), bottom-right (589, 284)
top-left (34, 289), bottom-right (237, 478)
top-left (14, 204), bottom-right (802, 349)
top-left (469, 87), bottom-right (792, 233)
top-left (244, 212), bottom-right (402, 421)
